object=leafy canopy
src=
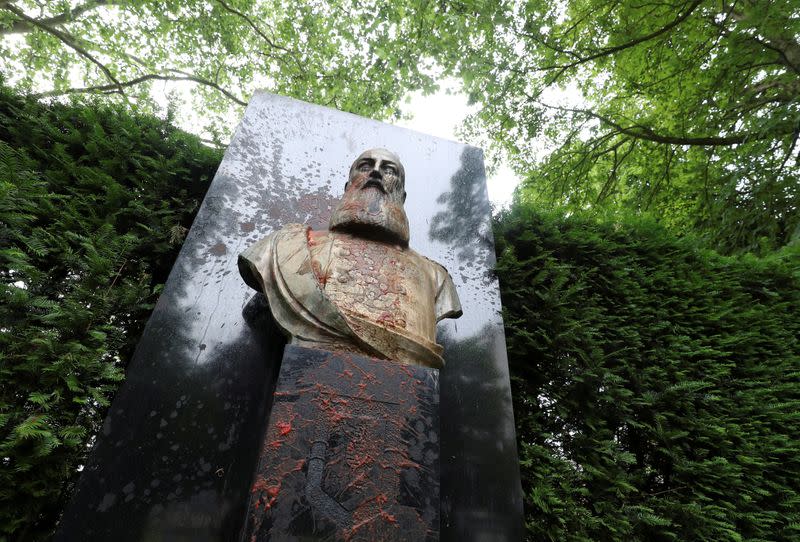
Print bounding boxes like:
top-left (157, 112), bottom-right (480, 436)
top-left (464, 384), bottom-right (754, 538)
top-left (435, 0), bottom-right (800, 253)
top-left (2, 1), bottom-right (798, 251)
top-left (0, 0), bottom-right (442, 137)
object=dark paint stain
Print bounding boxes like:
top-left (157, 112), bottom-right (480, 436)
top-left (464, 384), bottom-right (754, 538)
top-left (209, 242), bottom-right (227, 256)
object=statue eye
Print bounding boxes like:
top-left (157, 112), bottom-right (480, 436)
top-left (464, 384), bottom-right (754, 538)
top-left (383, 165), bottom-right (397, 175)
top-left (358, 163), bottom-right (371, 171)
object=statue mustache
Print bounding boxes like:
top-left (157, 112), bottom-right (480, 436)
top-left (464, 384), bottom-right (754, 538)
top-left (354, 174), bottom-right (388, 194)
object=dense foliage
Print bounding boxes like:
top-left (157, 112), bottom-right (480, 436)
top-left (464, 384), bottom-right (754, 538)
top-left (0, 0), bottom-right (442, 137)
top-left (2, 78), bottom-right (799, 541)
top-left (0, 86), bottom-right (221, 540)
top-left (495, 204), bottom-right (800, 540)
top-left (436, 0), bottom-right (800, 254)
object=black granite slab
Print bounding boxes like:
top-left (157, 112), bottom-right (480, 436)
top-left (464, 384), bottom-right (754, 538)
top-left (56, 92), bottom-right (523, 541)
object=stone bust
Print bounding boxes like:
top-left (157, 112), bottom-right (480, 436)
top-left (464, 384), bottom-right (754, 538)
top-left (238, 148), bottom-right (462, 368)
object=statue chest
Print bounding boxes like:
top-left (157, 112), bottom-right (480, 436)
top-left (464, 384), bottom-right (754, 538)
top-left (308, 235), bottom-right (437, 336)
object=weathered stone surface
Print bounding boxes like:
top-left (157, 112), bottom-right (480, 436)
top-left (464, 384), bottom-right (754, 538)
top-left (244, 345), bottom-right (440, 541)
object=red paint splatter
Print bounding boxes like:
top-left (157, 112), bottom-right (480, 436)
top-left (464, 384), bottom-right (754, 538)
top-left (208, 242), bottom-right (227, 256)
top-left (251, 476), bottom-right (281, 510)
top-left (276, 421), bottom-right (292, 436)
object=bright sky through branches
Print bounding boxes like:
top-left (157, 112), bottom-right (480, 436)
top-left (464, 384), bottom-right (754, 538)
top-left (397, 83), bottom-right (520, 207)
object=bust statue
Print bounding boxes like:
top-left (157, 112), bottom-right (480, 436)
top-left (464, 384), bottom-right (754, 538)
top-left (238, 148), bottom-right (462, 368)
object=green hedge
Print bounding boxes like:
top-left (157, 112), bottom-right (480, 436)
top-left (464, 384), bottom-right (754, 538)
top-left (0, 87), bottom-right (222, 541)
top-left (495, 205), bottom-right (800, 541)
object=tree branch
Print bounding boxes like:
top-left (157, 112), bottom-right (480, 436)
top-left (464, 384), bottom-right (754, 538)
top-left (0, 0), bottom-right (113, 35)
top-left (541, 130), bottom-right (622, 199)
top-left (31, 73), bottom-right (247, 106)
top-left (550, 0), bottom-right (624, 47)
top-left (749, 35), bottom-right (800, 75)
top-left (2, 3), bottom-right (123, 95)
top-left (538, 0), bottom-right (704, 73)
top-left (712, 6), bottom-right (800, 75)
top-left (596, 138), bottom-right (635, 203)
top-left (645, 146), bottom-right (675, 211)
top-left (211, 0), bottom-right (295, 57)
top-left (538, 101), bottom-right (791, 146)
top-left (777, 123), bottom-right (799, 174)
top-left (742, 79), bottom-right (800, 96)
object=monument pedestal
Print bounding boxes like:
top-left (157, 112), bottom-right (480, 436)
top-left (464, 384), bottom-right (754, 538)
top-left (244, 345), bottom-right (440, 541)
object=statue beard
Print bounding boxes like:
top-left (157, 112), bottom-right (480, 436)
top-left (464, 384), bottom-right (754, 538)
top-left (328, 185), bottom-right (410, 247)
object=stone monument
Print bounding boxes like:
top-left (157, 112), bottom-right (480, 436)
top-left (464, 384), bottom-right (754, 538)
top-left (55, 93), bottom-right (523, 542)
top-left (238, 148), bottom-right (462, 540)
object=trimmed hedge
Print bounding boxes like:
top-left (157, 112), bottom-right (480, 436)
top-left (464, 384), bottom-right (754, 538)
top-left (0, 87), bottom-right (222, 540)
top-left (495, 205), bottom-right (800, 541)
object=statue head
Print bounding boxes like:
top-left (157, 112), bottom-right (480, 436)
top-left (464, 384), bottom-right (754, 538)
top-left (329, 148), bottom-right (410, 246)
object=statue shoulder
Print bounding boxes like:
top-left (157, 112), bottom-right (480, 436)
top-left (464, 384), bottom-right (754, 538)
top-left (238, 224), bottom-right (310, 292)
top-left (280, 223), bottom-right (310, 234)
top-left (409, 250), bottom-right (452, 282)
top-left (407, 249), bottom-right (463, 321)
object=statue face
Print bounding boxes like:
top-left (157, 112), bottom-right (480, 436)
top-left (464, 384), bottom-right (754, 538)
top-left (346, 149), bottom-right (406, 204)
top-left (329, 148), bottom-right (410, 246)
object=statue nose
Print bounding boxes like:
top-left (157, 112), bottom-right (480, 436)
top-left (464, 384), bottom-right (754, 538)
top-left (369, 168), bottom-right (383, 180)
